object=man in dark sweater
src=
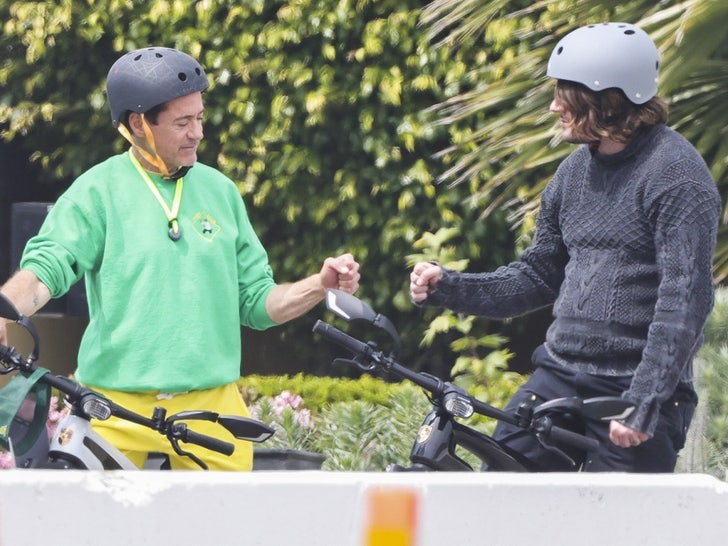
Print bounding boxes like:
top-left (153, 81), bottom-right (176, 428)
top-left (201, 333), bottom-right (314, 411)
top-left (409, 22), bottom-right (721, 472)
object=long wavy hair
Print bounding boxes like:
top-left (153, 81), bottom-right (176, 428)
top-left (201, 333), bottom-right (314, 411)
top-left (555, 80), bottom-right (669, 143)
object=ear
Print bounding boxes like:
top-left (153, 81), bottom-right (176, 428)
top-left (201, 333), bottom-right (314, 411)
top-left (128, 112), bottom-right (146, 138)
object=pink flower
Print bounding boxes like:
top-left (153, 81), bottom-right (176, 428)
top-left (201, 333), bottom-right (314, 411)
top-left (0, 450), bottom-right (15, 469)
top-left (294, 408), bottom-right (313, 429)
top-left (271, 390), bottom-right (303, 414)
top-left (46, 396), bottom-right (69, 439)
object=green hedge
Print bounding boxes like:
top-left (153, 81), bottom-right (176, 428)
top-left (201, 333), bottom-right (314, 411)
top-left (239, 372), bottom-right (397, 409)
top-left (680, 287), bottom-right (728, 479)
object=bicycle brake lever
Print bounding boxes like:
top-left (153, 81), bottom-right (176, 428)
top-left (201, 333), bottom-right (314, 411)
top-left (167, 423), bottom-right (209, 470)
top-left (531, 418), bottom-right (577, 468)
top-left (169, 439), bottom-right (209, 470)
top-left (333, 356), bottom-right (376, 372)
top-left (535, 433), bottom-right (578, 469)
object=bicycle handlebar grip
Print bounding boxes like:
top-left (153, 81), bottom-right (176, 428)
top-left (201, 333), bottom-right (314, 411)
top-left (183, 429), bottom-right (235, 456)
top-left (312, 320), bottom-right (370, 357)
top-left (548, 425), bottom-right (599, 452)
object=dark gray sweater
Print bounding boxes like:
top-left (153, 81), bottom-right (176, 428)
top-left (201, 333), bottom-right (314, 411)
top-left (424, 124), bottom-right (721, 435)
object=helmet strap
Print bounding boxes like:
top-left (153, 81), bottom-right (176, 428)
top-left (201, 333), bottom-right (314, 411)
top-left (116, 114), bottom-right (186, 180)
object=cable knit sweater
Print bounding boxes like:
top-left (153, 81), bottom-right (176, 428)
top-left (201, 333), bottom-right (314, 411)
top-left (424, 124), bottom-right (721, 435)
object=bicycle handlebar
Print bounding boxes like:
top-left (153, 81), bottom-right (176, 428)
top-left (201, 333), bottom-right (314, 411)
top-left (1, 342), bottom-right (237, 457)
top-left (312, 320), bottom-right (374, 364)
top-left (313, 319), bottom-right (503, 416)
top-left (172, 425), bottom-right (235, 456)
top-left (313, 320), bottom-right (442, 392)
top-left (534, 417), bottom-right (599, 452)
top-left (313, 319), bottom-right (601, 455)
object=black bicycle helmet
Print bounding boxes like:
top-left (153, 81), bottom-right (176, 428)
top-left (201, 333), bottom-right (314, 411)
top-left (547, 23), bottom-right (659, 105)
top-left (106, 47), bottom-right (209, 128)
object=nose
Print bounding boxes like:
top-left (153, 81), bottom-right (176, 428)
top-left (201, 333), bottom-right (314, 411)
top-left (189, 118), bottom-right (204, 140)
top-left (549, 98), bottom-right (562, 114)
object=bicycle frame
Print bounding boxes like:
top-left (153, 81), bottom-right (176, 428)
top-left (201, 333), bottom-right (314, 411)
top-left (48, 413), bottom-right (137, 470)
top-left (406, 406), bottom-right (530, 471)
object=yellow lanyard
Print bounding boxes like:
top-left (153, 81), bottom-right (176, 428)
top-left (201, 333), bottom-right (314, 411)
top-left (129, 149), bottom-right (184, 241)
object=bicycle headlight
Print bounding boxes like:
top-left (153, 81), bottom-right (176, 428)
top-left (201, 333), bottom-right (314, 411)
top-left (83, 397), bottom-right (112, 420)
top-left (444, 394), bottom-right (474, 418)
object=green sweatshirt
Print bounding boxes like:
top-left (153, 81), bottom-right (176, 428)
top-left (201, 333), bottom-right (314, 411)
top-left (21, 151), bottom-right (277, 392)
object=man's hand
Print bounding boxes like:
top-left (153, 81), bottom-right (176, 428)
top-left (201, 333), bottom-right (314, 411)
top-left (319, 253), bottom-right (360, 294)
top-left (265, 253), bottom-right (360, 324)
top-left (609, 420), bottom-right (649, 448)
top-left (0, 270), bottom-right (52, 346)
top-left (409, 261), bottom-right (442, 303)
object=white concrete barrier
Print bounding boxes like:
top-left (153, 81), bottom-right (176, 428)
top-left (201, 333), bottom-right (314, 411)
top-left (1, 471), bottom-right (727, 545)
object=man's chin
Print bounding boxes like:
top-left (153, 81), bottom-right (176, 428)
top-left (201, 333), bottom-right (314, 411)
top-left (177, 149), bottom-right (198, 163)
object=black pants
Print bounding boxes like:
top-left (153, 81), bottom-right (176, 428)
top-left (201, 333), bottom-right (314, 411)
top-left (492, 345), bottom-right (697, 472)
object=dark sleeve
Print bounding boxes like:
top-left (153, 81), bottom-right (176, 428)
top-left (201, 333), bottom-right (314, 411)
top-left (623, 164), bottom-right (721, 436)
top-left (423, 173), bottom-right (570, 319)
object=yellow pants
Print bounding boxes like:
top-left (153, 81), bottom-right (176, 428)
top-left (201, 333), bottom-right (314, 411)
top-left (89, 382), bottom-right (253, 470)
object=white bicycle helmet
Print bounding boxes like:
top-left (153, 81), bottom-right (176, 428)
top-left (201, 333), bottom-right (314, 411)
top-left (547, 23), bottom-right (659, 105)
top-left (106, 47), bottom-right (208, 128)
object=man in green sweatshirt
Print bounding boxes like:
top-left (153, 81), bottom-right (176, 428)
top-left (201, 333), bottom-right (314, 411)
top-left (0, 47), bottom-right (360, 470)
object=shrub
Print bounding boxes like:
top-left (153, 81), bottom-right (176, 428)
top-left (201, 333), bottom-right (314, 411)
top-left (240, 372), bottom-right (523, 471)
top-left (679, 287), bottom-right (728, 479)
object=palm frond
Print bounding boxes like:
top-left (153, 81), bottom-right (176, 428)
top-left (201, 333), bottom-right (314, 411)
top-left (422, 0), bottom-right (728, 277)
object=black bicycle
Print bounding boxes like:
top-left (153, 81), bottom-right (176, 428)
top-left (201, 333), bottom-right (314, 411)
top-left (313, 289), bottom-right (635, 471)
top-left (0, 293), bottom-right (273, 470)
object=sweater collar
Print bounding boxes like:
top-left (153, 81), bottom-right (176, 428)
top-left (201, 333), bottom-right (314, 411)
top-left (590, 124), bottom-right (661, 166)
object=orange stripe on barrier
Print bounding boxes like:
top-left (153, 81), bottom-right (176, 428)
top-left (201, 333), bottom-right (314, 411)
top-left (364, 488), bottom-right (419, 546)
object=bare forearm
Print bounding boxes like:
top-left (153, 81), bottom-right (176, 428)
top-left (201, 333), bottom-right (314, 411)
top-left (264, 253), bottom-right (360, 324)
top-left (0, 269), bottom-right (52, 317)
top-left (265, 275), bottom-right (325, 324)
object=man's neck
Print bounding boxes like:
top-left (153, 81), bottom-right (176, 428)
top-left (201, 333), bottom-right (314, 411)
top-left (597, 137), bottom-right (627, 155)
top-left (131, 147), bottom-right (163, 174)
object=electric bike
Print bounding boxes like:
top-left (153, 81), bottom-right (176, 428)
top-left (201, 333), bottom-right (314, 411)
top-left (313, 289), bottom-right (635, 471)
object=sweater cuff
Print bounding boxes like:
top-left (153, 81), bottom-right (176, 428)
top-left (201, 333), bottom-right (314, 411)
top-left (621, 392), bottom-right (660, 437)
top-left (418, 266), bottom-right (457, 308)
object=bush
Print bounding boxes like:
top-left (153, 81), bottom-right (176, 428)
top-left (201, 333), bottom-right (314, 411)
top-left (240, 371), bottom-right (523, 470)
top-left (240, 373), bottom-right (398, 409)
top-left (0, 0), bottom-right (517, 378)
top-left (317, 387), bottom-right (428, 471)
top-left (679, 287), bottom-right (728, 479)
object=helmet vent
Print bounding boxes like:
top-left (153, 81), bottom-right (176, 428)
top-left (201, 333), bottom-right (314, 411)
top-left (624, 29), bottom-right (635, 35)
top-left (556, 46), bottom-right (563, 55)
top-left (178, 72), bottom-right (188, 82)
